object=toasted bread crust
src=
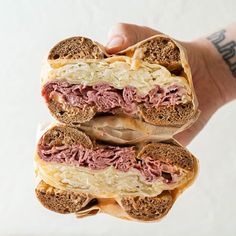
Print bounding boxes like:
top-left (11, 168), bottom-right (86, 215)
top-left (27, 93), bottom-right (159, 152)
top-left (120, 191), bottom-right (173, 221)
top-left (35, 181), bottom-right (91, 214)
top-left (39, 124), bottom-right (93, 148)
top-left (138, 142), bottom-right (194, 171)
top-left (48, 36), bottom-right (181, 71)
top-left (48, 36), bottom-right (104, 60)
top-left (36, 180), bottom-right (173, 221)
top-left (139, 102), bottom-right (195, 127)
top-left (48, 99), bottom-right (96, 125)
top-left (137, 37), bottom-right (182, 72)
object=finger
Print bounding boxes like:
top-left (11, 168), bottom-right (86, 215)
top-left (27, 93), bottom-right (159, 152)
top-left (106, 23), bottom-right (161, 54)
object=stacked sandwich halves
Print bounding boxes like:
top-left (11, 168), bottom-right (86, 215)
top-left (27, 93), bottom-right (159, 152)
top-left (35, 35), bottom-right (199, 222)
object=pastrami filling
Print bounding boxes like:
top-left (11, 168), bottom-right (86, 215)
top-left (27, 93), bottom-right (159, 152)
top-left (38, 143), bottom-right (181, 183)
top-left (42, 81), bottom-right (188, 114)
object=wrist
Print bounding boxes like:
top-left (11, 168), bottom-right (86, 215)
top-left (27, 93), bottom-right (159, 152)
top-left (180, 39), bottom-right (226, 125)
top-left (198, 37), bottom-right (236, 104)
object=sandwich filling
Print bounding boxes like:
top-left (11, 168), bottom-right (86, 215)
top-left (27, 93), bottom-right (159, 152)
top-left (36, 140), bottom-right (190, 197)
top-left (43, 82), bottom-right (189, 114)
top-left (38, 143), bottom-right (180, 183)
top-left (42, 59), bottom-right (192, 114)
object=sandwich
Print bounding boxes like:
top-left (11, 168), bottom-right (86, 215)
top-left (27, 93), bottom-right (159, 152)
top-left (41, 35), bottom-right (199, 130)
top-left (35, 35), bottom-right (199, 222)
top-left (35, 124), bottom-right (198, 221)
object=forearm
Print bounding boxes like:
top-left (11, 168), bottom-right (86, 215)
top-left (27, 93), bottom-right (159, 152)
top-left (202, 23), bottom-right (236, 103)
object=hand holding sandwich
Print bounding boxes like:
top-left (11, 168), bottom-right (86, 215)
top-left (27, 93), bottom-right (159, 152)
top-left (106, 23), bottom-right (236, 146)
top-left (36, 23), bottom-right (236, 221)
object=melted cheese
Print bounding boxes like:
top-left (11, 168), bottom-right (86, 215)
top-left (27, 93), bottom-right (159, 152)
top-left (42, 57), bottom-right (191, 98)
top-left (35, 155), bottom-right (190, 198)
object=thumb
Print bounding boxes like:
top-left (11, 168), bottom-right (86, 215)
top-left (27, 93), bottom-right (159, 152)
top-left (106, 23), bottom-right (161, 54)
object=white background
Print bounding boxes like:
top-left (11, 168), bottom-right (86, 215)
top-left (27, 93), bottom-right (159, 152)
top-left (0, 0), bottom-right (236, 235)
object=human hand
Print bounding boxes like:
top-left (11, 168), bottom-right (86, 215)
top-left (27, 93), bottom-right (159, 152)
top-left (105, 23), bottom-right (236, 146)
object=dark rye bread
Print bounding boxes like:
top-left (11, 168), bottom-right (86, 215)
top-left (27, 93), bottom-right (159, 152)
top-left (134, 37), bottom-right (182, 72)
top-left (36, 180), bottom-right (172, 221)
top-left (48, 37), bottom-right (104, 60)
top-left (48, 36), bottom-right (181, 70)
top-left (35, 180), bottom-right (92, 214)
top-left (120, 191), bottom-right (173, 221)
top-left (138, 142), bottom-right (195, 172)
top-left (40, 125), bottom-right (93, 148)
top-left (48, 99), bottom-right (96, 125)
top-left (138, 102), bottom-right (195, 127)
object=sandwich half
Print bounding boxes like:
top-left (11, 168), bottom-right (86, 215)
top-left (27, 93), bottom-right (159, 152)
top-left (41, 35), bottom-right (198, 129)
top-left (35, 124), bottom-right (198, 221)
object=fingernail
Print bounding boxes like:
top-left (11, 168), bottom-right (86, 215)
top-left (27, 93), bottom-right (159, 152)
top-left (106, 36), bottom-right (124, 48)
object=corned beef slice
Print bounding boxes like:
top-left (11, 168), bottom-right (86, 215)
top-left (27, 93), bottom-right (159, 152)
top-left (42, 81), bottom-right (187, 114)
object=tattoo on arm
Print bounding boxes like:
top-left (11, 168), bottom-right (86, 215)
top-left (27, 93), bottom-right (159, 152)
top-left (207, 29), bottom-right (236, 78)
